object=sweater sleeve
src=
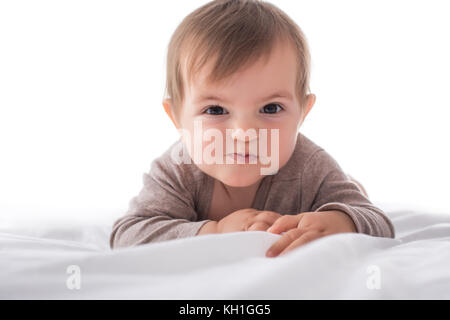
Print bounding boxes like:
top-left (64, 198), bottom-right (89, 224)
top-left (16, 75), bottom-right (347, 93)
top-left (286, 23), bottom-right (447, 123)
top-left (109, 156), bottom-right (211, 249)
top-left (300, 149), bottom-right (395, 238)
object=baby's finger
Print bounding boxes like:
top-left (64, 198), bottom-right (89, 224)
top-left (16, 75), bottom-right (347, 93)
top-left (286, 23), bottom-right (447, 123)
top-left (247, 221), bottom-right (270, 232)
top-left (267, 214), bottom-right (303, 234)
top-left (265, 228), bottom-right (305, 258)
top-left (279, 231), bottom-right (322, 256)
top-left (255, 211), bottom-right (282, 226)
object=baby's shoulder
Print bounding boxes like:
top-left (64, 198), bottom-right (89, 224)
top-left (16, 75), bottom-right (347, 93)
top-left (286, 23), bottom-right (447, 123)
top-left (148, 138), bottom-right (205, 189)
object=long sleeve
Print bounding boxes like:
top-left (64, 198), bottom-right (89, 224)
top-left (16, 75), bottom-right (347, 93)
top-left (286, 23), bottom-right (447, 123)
top-left (300, 149), bottom-right (395, 238)
top-left (109, 155), bottom-right (211, 249)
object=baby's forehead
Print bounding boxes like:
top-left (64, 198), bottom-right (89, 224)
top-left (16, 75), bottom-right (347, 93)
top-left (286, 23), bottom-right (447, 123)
top-left (184, 43), bottom-right (298, 98)
top-left (200, 39), bottom-right (293, 73)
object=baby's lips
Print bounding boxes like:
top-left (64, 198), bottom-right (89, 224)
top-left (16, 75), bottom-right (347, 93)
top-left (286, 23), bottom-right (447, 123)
top-left (226, 152), bottom-right (258, 157)
top-left (225, 153), bottom-right (259, 163)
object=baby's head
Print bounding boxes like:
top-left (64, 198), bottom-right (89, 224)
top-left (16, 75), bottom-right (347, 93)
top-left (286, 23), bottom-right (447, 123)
top-left (163, 0), bottom-right (316, 188)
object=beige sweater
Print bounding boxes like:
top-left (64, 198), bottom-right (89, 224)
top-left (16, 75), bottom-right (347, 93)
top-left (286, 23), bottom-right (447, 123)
top-left (110, 132), bottom-right (395, 249)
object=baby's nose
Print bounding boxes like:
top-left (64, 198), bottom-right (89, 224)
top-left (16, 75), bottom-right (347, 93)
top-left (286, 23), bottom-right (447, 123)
top-left (228, 119), bottom-right (258, 142)
top-left (229, 127), bottom-right (258, 142)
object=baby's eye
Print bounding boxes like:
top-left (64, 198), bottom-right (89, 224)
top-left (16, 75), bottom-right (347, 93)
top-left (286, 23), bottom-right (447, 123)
top-left (260, 103), bottom-right (284, 114)
top-left (204, 106), bottom-right (229, 116)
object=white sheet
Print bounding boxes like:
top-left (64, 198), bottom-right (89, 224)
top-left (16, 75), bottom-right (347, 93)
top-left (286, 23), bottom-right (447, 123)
top-left (1, 203), bottom-right (450, 299)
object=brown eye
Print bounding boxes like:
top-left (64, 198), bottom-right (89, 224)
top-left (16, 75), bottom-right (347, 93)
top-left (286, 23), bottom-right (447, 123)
top-left (261, 103), bottom-right (283, 114)
top-left (204, 106), bottom-right (228, 115)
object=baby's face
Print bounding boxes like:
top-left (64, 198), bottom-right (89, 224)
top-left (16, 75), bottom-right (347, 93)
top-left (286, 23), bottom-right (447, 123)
top-left (168, 41), bottom-right (315, 188)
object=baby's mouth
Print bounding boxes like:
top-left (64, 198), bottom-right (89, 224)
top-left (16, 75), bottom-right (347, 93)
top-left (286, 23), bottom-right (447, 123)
top-left (226, 153), bottom-right (258, 164)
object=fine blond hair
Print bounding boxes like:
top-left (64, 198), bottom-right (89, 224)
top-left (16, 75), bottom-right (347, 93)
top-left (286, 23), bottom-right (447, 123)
top-left (164, 0), bottom-right (311, 120)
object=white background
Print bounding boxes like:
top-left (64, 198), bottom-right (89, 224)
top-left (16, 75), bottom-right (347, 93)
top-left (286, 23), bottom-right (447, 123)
top-left (1, 0), bottom-right (449, 223)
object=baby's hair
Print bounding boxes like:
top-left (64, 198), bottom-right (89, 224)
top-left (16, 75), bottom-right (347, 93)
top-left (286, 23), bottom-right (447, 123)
top-left (164, 0), bottom-right (311, 120)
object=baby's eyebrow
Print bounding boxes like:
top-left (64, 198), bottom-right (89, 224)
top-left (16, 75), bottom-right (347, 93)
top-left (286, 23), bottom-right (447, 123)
top-left (196, 90), bottom-right (293, 104)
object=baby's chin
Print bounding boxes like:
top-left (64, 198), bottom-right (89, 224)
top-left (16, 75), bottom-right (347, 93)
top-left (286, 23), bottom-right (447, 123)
top-left (200, 164), bottom-right (263, 188)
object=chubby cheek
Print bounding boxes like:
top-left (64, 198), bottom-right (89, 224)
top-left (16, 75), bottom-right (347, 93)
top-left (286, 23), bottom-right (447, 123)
top-left (277, 129), bottom-right (298, 164)
top-left (180, 126), bottom-right (225, 164)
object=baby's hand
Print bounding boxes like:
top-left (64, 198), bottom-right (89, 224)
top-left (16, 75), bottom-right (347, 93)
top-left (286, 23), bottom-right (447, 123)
top-left (216, 208), bottom-right (282, 234)
top-left (265, 210), bottom-right (357, 258)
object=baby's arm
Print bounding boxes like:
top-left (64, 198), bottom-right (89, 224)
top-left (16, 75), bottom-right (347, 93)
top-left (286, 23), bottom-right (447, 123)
top-left (265, 148), bottom-right (395, 257)
top-left (109, 159), bottom-right (211, 249)
top-left (197, 209), bottom-right (282, 235)
top-left (300, 149), bottom-right (395, 238)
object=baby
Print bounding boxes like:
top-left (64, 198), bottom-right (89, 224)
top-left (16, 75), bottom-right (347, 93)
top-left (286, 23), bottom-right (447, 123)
top-left (110, 0), bottom-right (395, 257)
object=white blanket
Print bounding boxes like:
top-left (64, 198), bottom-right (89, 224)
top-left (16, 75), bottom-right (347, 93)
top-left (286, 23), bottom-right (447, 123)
top-left (1, 203), bottom-right (450, 299)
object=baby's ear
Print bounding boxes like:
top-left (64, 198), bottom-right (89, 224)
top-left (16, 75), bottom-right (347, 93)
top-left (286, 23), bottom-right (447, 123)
top-left (300, 94), bottom-right (316, 125)
top-left (163, 99), bottom-right (179, 129)
top-left (304, 94), bottom-right (316, 117)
